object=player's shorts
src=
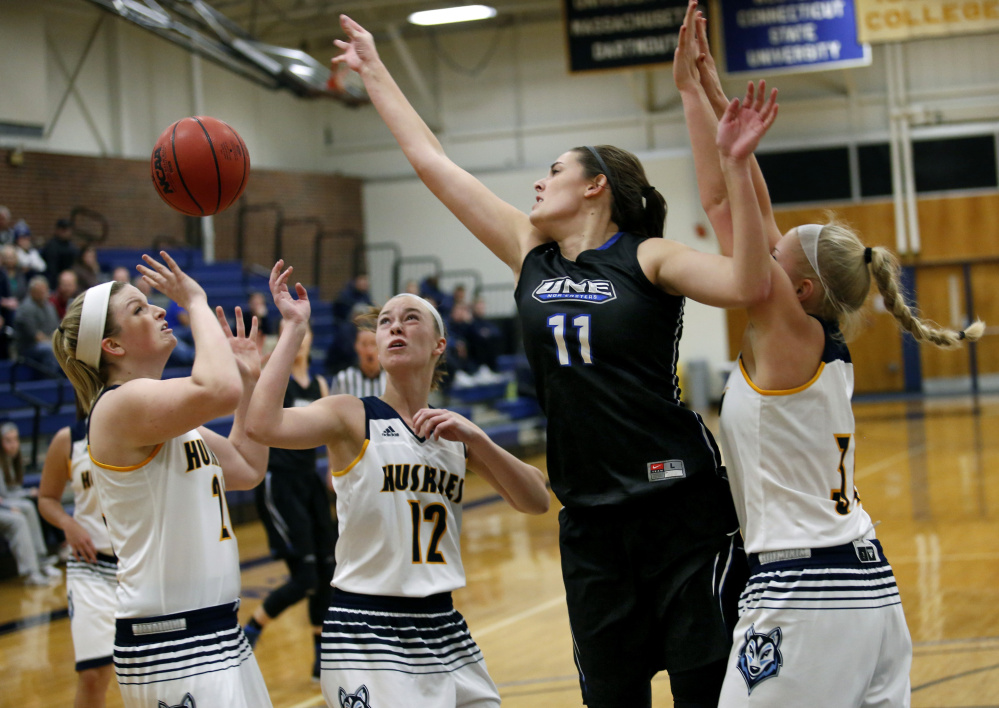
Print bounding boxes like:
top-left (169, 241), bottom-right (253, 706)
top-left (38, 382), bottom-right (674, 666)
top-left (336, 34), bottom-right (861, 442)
top-left (718, 539), bottom-right (912, 707)
top-left (256, 468), bottom-right (337, 561)
top-left (559, 498), bottom-right (744, 706)
top-left (114, 601), bottom-right (272, 708)
top-left (67, 552), bottom-right (117, 671)
top-left (320, 589), bottom-right (500, 708)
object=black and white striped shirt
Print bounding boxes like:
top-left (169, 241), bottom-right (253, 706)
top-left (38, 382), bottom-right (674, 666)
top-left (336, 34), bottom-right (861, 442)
top-left (331, 367), bottom-right (387, 398)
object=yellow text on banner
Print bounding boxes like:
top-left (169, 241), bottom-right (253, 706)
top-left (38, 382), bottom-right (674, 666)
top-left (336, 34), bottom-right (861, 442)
top-left (855, 0), bottom-right (999, 42)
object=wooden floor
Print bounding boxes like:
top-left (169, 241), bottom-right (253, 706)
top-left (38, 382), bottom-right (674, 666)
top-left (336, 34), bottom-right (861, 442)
top-left (3, 396), bottom-right (999, 707)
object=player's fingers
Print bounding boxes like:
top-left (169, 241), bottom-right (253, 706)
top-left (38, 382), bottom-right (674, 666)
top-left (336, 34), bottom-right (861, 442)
top-left (216, 306), bottom-right (234, 337)
top-left (159, 250), bottom-right (181, 273)
top-left (233, 306), bottom-right (245, 337)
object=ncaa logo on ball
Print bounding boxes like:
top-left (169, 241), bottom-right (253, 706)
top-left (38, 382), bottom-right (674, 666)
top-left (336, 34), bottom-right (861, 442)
top-left (152, 147), bottom-right (174, 194)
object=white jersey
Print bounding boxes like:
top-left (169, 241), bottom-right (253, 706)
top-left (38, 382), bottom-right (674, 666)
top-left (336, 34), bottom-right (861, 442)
top-left (331, 397), bottom-right (467, 597)
top-left (90, 408), bottom-right (241, 618)
top-left (718, 319), bottom-right (875, 554)
top-left (68, 419), bottom-right (113, 555)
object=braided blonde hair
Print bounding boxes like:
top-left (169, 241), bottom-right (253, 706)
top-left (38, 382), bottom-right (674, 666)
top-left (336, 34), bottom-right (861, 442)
top-left (802, 216), bottom-right (984, 347)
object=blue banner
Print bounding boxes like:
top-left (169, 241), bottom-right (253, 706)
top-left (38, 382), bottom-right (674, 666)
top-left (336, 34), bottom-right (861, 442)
top-left (720, 0), bottom-right (871, 75)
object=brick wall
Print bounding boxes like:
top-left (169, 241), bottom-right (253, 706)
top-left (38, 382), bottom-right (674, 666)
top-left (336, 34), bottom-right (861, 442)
top-left (0, 148), bottom-right (364, 299)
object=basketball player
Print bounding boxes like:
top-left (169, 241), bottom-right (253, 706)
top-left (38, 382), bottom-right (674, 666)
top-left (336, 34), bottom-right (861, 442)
top-left (244, 261), bottom-right (550, 708)
top-left (331, 15), bottom-right (781, 707)
top-left (674, 4), bottom-right (983, 704)
top-left (243, 318), bottom-right (338, 681)
top-left (37, 418), bottom-right (117, 708)
top-left (51, 252), bottom-right (272, 708)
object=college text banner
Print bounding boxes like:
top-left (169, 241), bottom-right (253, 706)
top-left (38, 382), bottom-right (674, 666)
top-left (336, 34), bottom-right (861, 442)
top-left (563, 0), bottom-right (689, 72)
top-left (720, 0), bottom-right (872, 75)
top-left (855, 0), bottom-right (999, 43)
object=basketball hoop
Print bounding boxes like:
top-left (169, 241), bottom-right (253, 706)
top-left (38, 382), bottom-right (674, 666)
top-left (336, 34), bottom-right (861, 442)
top-left (327, 63), bottom-right (370, 106)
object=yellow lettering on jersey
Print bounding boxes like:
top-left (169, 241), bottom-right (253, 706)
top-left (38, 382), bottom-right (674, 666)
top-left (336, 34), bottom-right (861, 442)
top-left (381, 465), bottom-right (395, 492)
top-left (443, 472), bottom-right (459, 500)
top-left (453, 477), bottom-right (464, 504)
top-left (830, 433), bottom-right (856, 515)
top-left (409, 465), bottom-right (422, 491)
top-left (394, 464), bottom-right (411, 490)
top-left (420, 467), bottom-right (438, 494)
top-left (81, 470), bottom-right (92, 490)
top-left (184, 441), bottom-right (202, 472)
top-left (195, 439), bottom-right (213, 466)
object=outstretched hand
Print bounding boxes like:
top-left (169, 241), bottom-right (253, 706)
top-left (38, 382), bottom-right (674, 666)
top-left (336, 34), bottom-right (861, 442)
top-left (673, 0), bottom-right (701, 91)
top-left (331, 14), bottom-right (380, 74)
top-left (716, 81), bottom-right (778, 161)
top-left (137, 251), bottom-right (205, 310)
top-left (216, 305), bottom-right (261, 383)
top-left (268, 260), bottom-right (311, 325)
top-left (694, 13), bottom-right (728, 116)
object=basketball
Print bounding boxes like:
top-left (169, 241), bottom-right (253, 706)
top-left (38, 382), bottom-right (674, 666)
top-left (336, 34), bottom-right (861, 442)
top-left (150, 116), bottom-right (250, 216)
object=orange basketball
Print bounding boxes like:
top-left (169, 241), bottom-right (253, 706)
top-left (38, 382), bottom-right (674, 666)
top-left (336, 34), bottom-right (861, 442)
top-left (150, 116), bottom-right (250, 216)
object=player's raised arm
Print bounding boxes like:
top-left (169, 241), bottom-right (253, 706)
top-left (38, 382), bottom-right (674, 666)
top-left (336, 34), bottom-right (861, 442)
top-left (245, 261), bottom-right (356, 451)
top-left (332, 14), bottom-right (543, 277)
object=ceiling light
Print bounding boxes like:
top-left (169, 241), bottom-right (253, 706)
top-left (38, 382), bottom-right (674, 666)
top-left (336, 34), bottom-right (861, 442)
top-left (407, 5), bottom-right (497, 26)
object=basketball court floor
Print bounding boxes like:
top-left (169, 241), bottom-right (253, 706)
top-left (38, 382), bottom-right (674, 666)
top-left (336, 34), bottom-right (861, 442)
top-left (2, 395), bottom-right (998, 707)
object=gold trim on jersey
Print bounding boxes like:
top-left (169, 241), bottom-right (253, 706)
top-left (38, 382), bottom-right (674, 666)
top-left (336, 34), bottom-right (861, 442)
top-left (739, 357), bottom-right (825, 396)
top-left (89, 443), bottom-right (165, 472)
top-left (332, 439), bottom-right (369, 477)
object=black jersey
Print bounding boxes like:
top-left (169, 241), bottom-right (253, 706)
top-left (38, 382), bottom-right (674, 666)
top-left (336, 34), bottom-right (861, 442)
top-left (269, 375), bottom-right (324, 475)
top-left (516, 232), bottom-right (732, 516)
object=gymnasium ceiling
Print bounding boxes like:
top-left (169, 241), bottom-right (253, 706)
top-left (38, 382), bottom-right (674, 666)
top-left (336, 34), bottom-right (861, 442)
top-left (199, 0), bottom-right (562, 49)
top-left (82, 0), bottom-right (564, 103)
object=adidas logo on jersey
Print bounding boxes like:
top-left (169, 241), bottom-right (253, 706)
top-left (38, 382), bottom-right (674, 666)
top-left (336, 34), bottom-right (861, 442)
top-left (382, 426), bottom-right (399, 437)
top-left (532, 277), bottom-right (617, 303)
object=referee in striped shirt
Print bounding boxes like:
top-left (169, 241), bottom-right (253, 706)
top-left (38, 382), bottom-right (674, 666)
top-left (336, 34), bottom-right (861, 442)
top-left (330, 326), bottom-right (386, 397)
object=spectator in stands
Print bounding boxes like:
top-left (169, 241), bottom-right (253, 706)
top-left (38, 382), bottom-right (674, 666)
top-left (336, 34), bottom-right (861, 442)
top-left (242, 290), bottom-right (273, 336)
top-left (419, 275), bottom-right (450, 316)
top-left (13, 224), bottom-right (46, 281)
top-left (332, 273), bottom-right (373, 321)
top-left (163, 299), bottom-right (196, 366)
top-left (0, 206), bottom-right (14, 245)
top-left (444, 301), bottom-right (476, 387)
top-left (72, 244), bottom-right (108, 291)
top-left (41, 218), bottom-right (78, 289)
top-left (14, 275), bottom-right (60, 372)
top-left (2, 244), bottom-right (27, 300)
top-left (111, 266), bottom-right (132, 283)
top-left (329, 320), bottom-right (386, 397)
top-left (50, 269), bottom-right (80, 320)
top-left (131, 273), bottom-right (169, 309)
top-left (404, 279), bottom-right (420, 295)
top-left (0, 422), bottom-right (61, 586)
top-left (0, 246), bottom-right (21, 360)
top-left (466, 295), bottom-right (505, 374)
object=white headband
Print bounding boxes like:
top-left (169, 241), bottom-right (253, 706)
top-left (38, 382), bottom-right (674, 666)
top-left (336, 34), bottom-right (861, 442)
top-left (391, 293), bottom-right (445, 336)
top-left (797, 224), bottom-right (824, 280)
top-left (76, 281), bottom-right (115, 370)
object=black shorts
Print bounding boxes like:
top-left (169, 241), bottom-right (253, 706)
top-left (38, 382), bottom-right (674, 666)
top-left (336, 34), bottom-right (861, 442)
top-left (255, 468), bottom-right (337, 561)
top-left (559, 496), bottom-right (745, 707)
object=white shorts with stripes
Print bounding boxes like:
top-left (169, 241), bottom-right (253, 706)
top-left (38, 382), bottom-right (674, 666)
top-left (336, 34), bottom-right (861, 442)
top-left (67, 553), bottom-right (117, 671)
top-left (718, 540), bottom-right (912, 707)
top-left (114, 601), bottom-right (272, 708)
top-left (320, 590), bottom-right (500, 708)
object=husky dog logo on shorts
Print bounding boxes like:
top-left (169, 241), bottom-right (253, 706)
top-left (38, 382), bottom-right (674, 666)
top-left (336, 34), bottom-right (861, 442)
top-left (339, 684), bottom-right (371, 708)
top-left (158, 694), bottom-right (196, 708)
top-left (736, 624), bottom-right (783, 694)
